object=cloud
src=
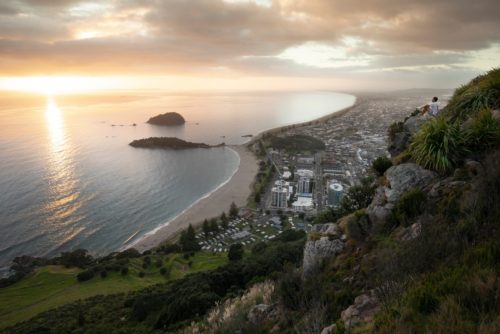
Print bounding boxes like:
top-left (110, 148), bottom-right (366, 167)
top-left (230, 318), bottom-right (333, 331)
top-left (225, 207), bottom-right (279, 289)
top-left (0, 0), bottom-right (498, 88)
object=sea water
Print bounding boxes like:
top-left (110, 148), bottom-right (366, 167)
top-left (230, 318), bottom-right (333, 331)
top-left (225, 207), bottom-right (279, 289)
top-left (0, 91), bottom-right (354, 274)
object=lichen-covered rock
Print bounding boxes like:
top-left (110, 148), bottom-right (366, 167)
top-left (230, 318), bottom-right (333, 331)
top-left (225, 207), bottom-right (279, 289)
top-left (340, 290), bottom-right (380, 330)
top-left (303, 224), bottom-right (344, 277)
top-left (385, 163), bottom-right (437, 204)
top-left (310, 223), bottom-right (340, 236)
top-left (396, 221), bottom-right (422, 241)
top-left (388, 114), bottom-right (431, 155)
top-left (320, 323), bottom-right (337, 334)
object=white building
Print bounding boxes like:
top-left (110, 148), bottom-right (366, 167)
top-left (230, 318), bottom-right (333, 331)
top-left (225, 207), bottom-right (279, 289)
top-left (296, 169), bottom-right (314, 178)
top-left (297, 177), bottom-right (313, 194)
top-left (292, 196), bottom-right (314, 212)
top-left (271, 179), bottom-right (291, 208)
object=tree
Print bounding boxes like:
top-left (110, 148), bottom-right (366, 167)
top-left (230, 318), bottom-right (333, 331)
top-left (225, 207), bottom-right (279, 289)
top-left (179, 224), bottom-right (200, 252)
top-left (220, 212), bottom-right (229, 229)
top-left (209, 218), bottom-right (219, 233)
top-left (59, 249), bottom-right (93, 268)
top-left (229, 202), bottom-right (239, 218)
top-left (228, 243), bottom-right (244, 261)
top-left (202, 219), bottom-right (210, 237)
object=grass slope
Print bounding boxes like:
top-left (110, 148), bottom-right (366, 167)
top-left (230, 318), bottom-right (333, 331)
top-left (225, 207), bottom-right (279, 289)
top-left (0, 252), bottom-right (227, 330)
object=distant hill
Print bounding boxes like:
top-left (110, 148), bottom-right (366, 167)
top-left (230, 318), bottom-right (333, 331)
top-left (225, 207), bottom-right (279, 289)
top-left (147, 112), bottom-right (185, 126)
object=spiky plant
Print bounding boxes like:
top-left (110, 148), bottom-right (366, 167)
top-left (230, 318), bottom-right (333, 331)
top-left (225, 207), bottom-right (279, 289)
top-left (466, 109), bottom-right (500, 151)
top-left (409, 117), bottom-right (469, 173)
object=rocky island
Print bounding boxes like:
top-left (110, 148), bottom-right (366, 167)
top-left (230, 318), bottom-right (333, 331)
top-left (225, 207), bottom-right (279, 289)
top-left (147, 112), bottom-right (185, 126)
top-left (129, 137), bottom-right (223, 149)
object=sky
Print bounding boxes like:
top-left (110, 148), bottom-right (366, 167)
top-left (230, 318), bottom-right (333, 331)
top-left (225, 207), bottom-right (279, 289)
top-left (0, 0), bottom-right (499, 92)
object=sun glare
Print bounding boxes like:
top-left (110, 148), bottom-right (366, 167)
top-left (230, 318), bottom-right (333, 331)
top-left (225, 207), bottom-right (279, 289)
top-left (0, 76), bottom-right (120, 95)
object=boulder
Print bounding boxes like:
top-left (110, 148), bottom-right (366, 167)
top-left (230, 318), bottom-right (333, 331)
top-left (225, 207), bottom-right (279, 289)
top-left (310, 223), bottom-right (340, 236)
top-left (321, 323), bottom-right (337, 334)
top-left (341, 290), bottom-right (380, 330)
top-left (385, 163), bottom-right (437, 204)
top-left (247, 304), bottom-right (278, 324)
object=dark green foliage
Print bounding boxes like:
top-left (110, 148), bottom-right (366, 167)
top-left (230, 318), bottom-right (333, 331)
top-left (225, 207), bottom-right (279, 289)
top-left (138, 271), bottom-right (145, 278)
top-left (209, 218), bottom-right (219, 233)
top-left (59, 249), bottom-right (93, 268)
top-left (220, 212), bottom-right (229, 229)
top-left (202, 219), bottom-right (210, 237)
top-left (228, 243), bottom-right (244, 261)
top-left (229, 201), bottom-right (239, 218)
top-left (466, 109), bottom-right (500, 151)
top-left (116, 248), bottom-right (141, 259)
top-left (409, 117), bottom-right (469, 173)
top-left (391, 188), bottom-right (426, 227)
top-left (269, 134), bottom-right (325, 151)
top-left (341, 177), bottom-right (376, 214)
top-left (251, 241), bottom-right (267, 254)
top-left (277, 229), bottom-right (306, 242)
top-left (120, 267), bottom-right (129, 276)
top-left (178, 224), bottom-right (200, 252)
top-left (100, 270), bottom-right (107, 279)
top-left (76, 270), bottom-right (94, 282)
top-left (444, 68), bottom-right (500, 121)
top-left (155, 258), bottom-right (163, 268)
top-left (372, 156), bottom-right (393, 176)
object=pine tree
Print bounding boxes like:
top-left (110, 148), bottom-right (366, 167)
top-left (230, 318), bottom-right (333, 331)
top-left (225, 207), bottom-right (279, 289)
top-left (229, 202), bottom-right (239, 218)
top-left (202, 219), bottom-right (210, 237)
top-left (220, 212), bottom-right (229, 229)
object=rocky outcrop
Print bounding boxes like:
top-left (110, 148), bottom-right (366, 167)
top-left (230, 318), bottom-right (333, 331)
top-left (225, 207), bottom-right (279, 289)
top-left (302, 223), bottom-right (344, 277)
top-left (388, 114), bottom-right (432, 155)
top-left (147, 112), bottom-right (185, 126)
top-left (367, 163), bottom-right (437, 228)
top-left (340, 290), bottom-right (380, 330)
top-left (247, 304), bottom-right (278, 324)
top-left (129, 137), bottom-right (223, 150)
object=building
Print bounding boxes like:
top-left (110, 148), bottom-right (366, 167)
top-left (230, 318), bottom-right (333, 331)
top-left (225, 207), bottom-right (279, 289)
top-left (296, 169), bottom-right (314, 178)
top-left (297, 156), bottom-right (315, 164)
top-left (297, 177), bottom-right (313, 194)
top-left (328, 182), bottom-right (344, 207)
top-left (271, 179), bottom-right (291, 208)
top-left (292, 196), bottom-right (314, 212)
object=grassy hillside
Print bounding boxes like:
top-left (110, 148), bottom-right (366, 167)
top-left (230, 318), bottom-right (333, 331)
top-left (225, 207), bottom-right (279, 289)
top-left (0, 252), bottom-right (227, 330)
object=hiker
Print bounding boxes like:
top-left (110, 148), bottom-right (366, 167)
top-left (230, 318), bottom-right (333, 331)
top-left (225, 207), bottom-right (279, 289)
top-left (421, 97), bottom-right (440, 117)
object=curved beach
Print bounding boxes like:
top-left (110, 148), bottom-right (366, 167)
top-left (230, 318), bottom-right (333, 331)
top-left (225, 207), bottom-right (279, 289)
top-left (133, 144), bottom-right (259, 251)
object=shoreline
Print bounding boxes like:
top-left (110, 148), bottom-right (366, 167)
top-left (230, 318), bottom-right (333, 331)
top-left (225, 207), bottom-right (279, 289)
top-left (132, 94), bottom-right (358, 252)
top-left (132, 144), bottom-right (259, 251)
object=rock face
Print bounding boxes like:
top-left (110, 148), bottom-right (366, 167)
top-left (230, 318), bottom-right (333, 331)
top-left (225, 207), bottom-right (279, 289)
top-left (303, 223), bottom-right (344, 277)
top-left (147, 112), bottom-right (185, 126)
top-left (388, 114), bottom-right (431, 155)
top-left (367, 163), bottom-right (437, 228)
top-left (341, 290), bottom-right (380, 330)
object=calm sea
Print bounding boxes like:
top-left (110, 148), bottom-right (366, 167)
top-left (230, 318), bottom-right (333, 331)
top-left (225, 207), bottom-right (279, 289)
top-left (0, 91), bottom-right (354, 274)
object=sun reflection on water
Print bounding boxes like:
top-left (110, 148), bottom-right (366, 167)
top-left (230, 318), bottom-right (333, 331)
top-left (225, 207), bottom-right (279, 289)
top-left (43, 98), bottom-right (82, 248)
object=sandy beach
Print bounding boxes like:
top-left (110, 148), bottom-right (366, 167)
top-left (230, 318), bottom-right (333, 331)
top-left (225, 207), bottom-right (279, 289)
top-left (133, 144), bottom-right (259, 251)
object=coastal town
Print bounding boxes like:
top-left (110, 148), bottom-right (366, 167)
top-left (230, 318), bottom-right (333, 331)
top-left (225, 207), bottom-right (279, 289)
top-left (197, 91), bottom-right (452, 253)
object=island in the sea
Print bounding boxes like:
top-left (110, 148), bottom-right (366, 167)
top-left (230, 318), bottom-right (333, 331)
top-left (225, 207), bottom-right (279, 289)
top-left (129, 137), bottom-right (224, 149)
top-left (147, 112), bottom-right (185, 126)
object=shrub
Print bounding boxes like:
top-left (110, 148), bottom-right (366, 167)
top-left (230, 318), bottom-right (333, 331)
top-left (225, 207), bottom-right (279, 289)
top-left (100, 270), bottom-right (107, 279)
top-left (160, 267), bottom-right (169, 276)
top-left (466, 109), bottom-right (500, 151)
top-left (120, 267), bottom-right (129, 276)
top-left (228, 243), bottom-right (244, 261)
top-left (155, 259), bottom-right (163, 268)
top-left (116, 248), bottom-right (141, 259)
top-left (444, 68), bottom-right (500, 121)
top-left (392, 188), bottom-right (426, 227)
top-left (372, 156), bottom-right (393, 176)
top-left (388, 121), bottom-right (404, 141)
top-left (409, 117), bottom-right (468, 173)
top-left (76, 270), bottom-right (94, 282)
top-left (138, 271), bottom-right (145, 278)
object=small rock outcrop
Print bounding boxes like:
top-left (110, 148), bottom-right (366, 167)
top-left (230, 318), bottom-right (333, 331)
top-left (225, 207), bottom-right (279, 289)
top-left (147, 112), bottom-right (185, 126)
top-left (129, 137), bottom-right (223, 150)
top-left (388, 114), bottom-right (431, 155)
top-left (247, 304), bottom-right (278, 324)
top-left (340, 290), bottom-right (380, 330)
top-left (302, 223), bottom-right (344, 277)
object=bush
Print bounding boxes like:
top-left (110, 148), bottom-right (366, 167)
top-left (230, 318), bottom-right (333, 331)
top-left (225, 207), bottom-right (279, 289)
top-left (138, 271), bottom-right (145, 278)
top-left (409, 117), bottom-right (469, 173)
top-left (120, 267), bottom-right (129, 276)
top-left (160, 267), bottom-right (169, 276)
top-left (116, 248), bottom-right (141, 259)
top-left (77, 270), bottom-right (94, 282)
top-left (466, 109), bottom-right (500, 151)
top-left (100, 270), bottom-right (107, 279)
top-left (388, 121), bottom-right (404, 141)
top-left (392, 188), bottom-right (427, 227)
top-left (155, 259), bottom-right (163, 268)
top-left (228, 243), bottom-right (244, 261)
top-left (372, 156), bottom-right (393, 176)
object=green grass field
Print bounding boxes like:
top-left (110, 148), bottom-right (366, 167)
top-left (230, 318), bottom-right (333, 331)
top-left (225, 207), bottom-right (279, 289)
top-left (0, 252), bottom-right (227, 330)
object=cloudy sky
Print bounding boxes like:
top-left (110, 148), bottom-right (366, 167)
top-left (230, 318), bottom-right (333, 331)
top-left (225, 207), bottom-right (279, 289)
top-left (0, 0), bottom-right (499, 91)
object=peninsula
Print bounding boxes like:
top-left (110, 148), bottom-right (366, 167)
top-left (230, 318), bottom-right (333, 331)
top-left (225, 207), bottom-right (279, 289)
top-left (147, 112), bottom-right (185, 126)
top-left (129, 137), bottom-right (223, 149)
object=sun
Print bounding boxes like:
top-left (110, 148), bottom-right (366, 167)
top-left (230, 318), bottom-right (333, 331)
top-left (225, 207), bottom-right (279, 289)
top-left (0, 76), bottom-right (120, 95)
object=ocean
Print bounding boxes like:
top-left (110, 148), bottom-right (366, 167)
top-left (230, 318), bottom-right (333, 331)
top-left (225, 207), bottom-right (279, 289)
top-left (0, 91), bottom-right (354, 274)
